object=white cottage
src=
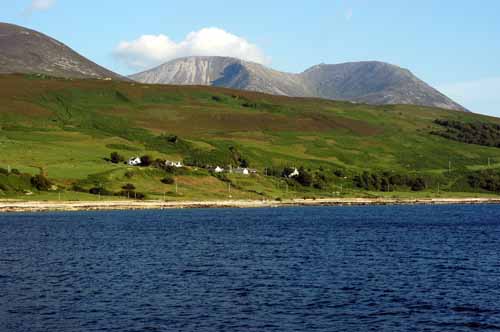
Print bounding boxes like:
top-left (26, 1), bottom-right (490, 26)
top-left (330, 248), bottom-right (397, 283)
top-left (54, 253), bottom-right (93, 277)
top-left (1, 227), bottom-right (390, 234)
top-left (214, 166), bottom-right (224, 173)
top-left (287, 168), bottom-right (300, 178)
top-left (234, 167), bottom-right (250, 175)
top-left (165, 160), bottom-right (183, 168)
top-left (128, 157), bottom-right (142, 166)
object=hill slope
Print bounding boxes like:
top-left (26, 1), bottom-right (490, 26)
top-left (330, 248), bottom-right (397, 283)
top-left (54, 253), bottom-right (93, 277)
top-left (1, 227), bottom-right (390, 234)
top-left (0, 22), bottom-right (124, 80)
top-left (0, 74), bottom-right (499, 200)
top-left (130, 56), bottom-right (466, 111)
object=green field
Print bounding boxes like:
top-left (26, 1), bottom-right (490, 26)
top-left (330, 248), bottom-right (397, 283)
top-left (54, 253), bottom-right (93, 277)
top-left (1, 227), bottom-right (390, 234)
top-left (1, 74), bottom-right (500, 201)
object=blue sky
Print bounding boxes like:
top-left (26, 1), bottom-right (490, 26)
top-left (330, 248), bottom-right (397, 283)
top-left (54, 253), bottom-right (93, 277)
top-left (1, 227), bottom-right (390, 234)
top-left (1, 0), bottom-right (499, 116)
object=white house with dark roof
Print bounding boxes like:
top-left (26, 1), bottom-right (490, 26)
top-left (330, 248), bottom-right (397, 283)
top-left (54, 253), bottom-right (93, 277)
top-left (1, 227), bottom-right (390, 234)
top-left (128, 156), bottom-right (142, 166)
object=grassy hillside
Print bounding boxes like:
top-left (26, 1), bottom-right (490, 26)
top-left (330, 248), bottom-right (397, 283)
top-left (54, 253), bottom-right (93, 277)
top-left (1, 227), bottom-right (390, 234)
top-left (1, 74), bottom-right (500, 200)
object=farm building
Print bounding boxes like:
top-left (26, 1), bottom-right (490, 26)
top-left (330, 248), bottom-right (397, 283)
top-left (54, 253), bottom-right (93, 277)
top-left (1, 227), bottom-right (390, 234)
top-left (165, 160), bottom-right (183, 168)
top-left (234, 167), bottom-right (250, 175)
top-left (286, 168), bottom-right (300, 178)
top-left (128, 157), bottom-right (142, 166)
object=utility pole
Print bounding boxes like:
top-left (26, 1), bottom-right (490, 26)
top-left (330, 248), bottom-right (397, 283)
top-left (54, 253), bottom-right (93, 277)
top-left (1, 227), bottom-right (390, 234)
top-left (228, 183), bottom-right (232, 198)
top-left (175, 179), bottom-right (178, 194)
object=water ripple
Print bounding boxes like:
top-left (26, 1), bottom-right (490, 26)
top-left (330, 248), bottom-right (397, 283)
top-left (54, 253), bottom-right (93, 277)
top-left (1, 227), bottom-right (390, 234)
top-left (1, 205), bottom-right (500, 331)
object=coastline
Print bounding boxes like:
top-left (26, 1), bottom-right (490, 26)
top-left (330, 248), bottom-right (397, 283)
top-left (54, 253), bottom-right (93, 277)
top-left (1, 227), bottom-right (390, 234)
top-left (1, 197), bottom-right (500, 213)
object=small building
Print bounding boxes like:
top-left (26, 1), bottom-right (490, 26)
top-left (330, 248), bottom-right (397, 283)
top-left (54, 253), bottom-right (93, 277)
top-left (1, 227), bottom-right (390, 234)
top-left (234, 167), bottom-right (250, 175)
top-left (128, 156), bottom-right (142, 166)
top-left (214, 166), bottom-right (224, 173)
top-left (286, 168), bottom-right (300, 178)
top-left (165, 160), bottom-right (183, 168)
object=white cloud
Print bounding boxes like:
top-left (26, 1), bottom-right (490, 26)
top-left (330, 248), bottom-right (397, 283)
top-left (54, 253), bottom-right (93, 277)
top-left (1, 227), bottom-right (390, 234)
top-left (26, 0), bottom-right (56, 12)
top-left (114, 27), bottom-right (270, 71)
top-left (438, 77), bottom-right (500, 117)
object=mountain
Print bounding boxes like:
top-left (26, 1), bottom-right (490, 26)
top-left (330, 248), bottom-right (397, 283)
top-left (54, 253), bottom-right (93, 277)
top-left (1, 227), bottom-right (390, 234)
top-left (130, 56), bottom-right (466, 112)
top-left (0, 22), bottom-right (124, 80)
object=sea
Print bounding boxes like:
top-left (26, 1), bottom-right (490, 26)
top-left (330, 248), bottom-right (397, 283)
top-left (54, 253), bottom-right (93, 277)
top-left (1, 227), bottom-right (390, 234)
top-left (1, 205), bottom-right (500, 331)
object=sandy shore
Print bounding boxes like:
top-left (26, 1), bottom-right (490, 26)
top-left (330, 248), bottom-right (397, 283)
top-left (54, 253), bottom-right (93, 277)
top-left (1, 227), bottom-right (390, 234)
top-left (1, 197), bottom-right (500, 213)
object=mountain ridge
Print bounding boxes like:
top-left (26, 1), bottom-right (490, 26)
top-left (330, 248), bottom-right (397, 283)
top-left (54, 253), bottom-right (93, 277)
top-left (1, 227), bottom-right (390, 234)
top-left (130, 56), bottom-right (467, 112)
top-left (0, 22), bottom-right (124, 80)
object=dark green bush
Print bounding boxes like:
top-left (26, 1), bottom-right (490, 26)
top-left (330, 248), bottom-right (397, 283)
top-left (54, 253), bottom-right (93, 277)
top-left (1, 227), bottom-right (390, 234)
top-left (295, 167), bottom-right (313, 187)
top-left (122, 183), bottom-right (136, 190)
top-left (31, 174), bottom-right (52, 191)
top-left (161, 177), bottom-right (175, 185)
top-left (89, 187), bottom-right (113, 196)
top-left (110, 152), bottom-right (125, 164)
top-left (116, 190), bottom-right (146, 200)
top-left (140, 155), bottom-right (153, 167)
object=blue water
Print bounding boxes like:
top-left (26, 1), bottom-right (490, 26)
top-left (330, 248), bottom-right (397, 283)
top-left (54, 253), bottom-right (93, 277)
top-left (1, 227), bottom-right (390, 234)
top-left (1, 205), bottom-right (500, 331)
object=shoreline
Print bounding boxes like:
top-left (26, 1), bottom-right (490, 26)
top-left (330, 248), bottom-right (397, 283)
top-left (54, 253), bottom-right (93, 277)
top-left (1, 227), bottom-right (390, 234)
top-left (1, 197), bottom-right (500, 213)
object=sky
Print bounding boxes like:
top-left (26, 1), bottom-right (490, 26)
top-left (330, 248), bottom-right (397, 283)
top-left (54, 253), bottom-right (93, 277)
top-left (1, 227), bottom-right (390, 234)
top-left (1, 0), bottom-right (499, 116)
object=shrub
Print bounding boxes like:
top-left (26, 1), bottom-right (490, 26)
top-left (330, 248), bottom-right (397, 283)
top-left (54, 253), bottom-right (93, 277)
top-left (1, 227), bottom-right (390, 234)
top-left (72, 185), bottom-right (87, 193)
top-left (122, 183), bottom-right (136, 190)
top-left (240, 158), bottom-right (249, 168)
top-left (31, 174), bottom-right (51, 191)
top-left (124, 171), bottom-right (134, 178)
top-left (117, 190), bottom-right (146, 200)
top-left (11, 169), bottom-right (21, 175)
top-left (165, 135), bottom-right (179, 144)
top-left (110, 152), bottom-right (125, 164)
top-left (467, 170), bottom-right (500, 192)
top-left (140, 155), bottom-right (152, 167)
top-left (89, 187), bottom-right (113, 196)
top-left (161, 177), bottom-right (175, 185)
top-left (295, 167), bottom-right (313, 187)
top-left (334, 169), bottom-right (345, 178)
top-left (410, 177), bottom-right (426, 191)
top-left (241, 102), bottom-right (257, 108)
top-left (313, 181), bottom-right (325, 190)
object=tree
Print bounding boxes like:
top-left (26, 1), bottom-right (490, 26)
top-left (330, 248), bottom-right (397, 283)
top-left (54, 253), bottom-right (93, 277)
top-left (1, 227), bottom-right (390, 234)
top-left (31, 174), bottom-right (51, 191)
top-left (122, 183), bottom-right (136, 190)
top-left (140, 155), bottom-right (152, 167)
top-left (240, 158), bottom-right (249, 168)
top-left (296, 167), bottom-right (313, 186)
top-left (110, 152), bottom-right (125, 164)
top-left (411, 177), bottom-right (426, 191)
top-left (161, 176), bottom-right (175, 185)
